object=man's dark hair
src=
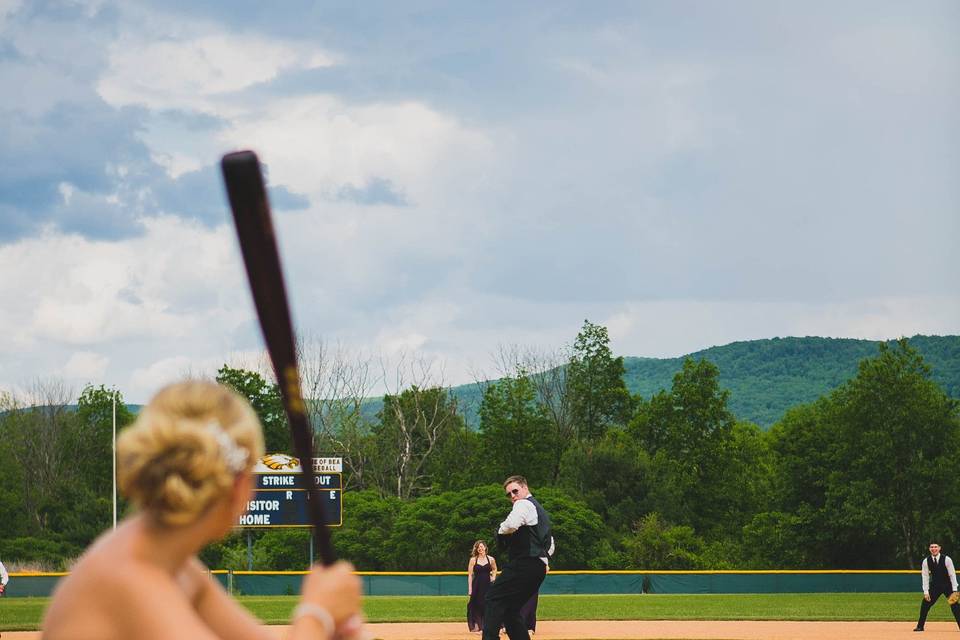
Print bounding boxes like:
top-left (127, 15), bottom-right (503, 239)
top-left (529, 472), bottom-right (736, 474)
top-left (503, 475), bottom-right (528, 489)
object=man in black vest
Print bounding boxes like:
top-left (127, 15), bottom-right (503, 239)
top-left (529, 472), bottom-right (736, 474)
top-left (914, 542), bottom-right (960, 631)
top-left (483, 475), bottom-right (554, 640)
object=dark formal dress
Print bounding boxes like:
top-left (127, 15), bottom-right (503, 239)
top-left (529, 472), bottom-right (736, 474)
top-left (468, 560), bottom-right (493, 631)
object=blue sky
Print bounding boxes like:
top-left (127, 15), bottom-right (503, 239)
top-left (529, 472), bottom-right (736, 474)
top-left (1, 0), bottom-right (957, 402)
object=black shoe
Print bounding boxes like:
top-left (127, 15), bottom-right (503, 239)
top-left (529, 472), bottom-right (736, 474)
top-left (913, 626), bottom-right (923, 632)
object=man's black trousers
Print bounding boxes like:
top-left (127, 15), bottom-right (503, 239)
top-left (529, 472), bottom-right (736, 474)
top-left (916, 588), bottom-right (960, 629)
top-left (482, 557), bottom-right (546, 640)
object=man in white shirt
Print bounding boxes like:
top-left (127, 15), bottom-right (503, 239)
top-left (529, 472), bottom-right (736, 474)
top-left (914, 542), bottom-right (960, 631)
top-left (482, 475), bottom-right (554, 640)
top-left (0, 558), bottom-right (9, 596)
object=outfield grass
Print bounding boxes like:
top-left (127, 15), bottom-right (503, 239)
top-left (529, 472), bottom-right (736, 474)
top-left (0, 592), bottom-right (954, 632)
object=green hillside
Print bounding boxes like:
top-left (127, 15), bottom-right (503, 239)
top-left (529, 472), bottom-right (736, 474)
top-left (628, 335), bottom-right (960, 427)
top-left (433, 335), bottom-right (960, 429)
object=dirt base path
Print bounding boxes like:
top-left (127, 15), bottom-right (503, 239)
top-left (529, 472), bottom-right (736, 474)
top-left (353, 621), bottom-right (958, 639)
top-left (3, 620), bottom-right (956, 639)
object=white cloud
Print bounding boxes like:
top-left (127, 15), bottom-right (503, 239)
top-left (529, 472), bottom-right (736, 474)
top-left (150, 151), bottom-right (204, 180)
top-left (62, 351), bottom-right (109, 381)
top-left (95, 10), bottom-right (496, 199)
top-left (219, 95), bottom-right (495, 206)
top-left (0, 0), bottom-right (22, 31)
top-left (130, 356), bottom-right (202, 397)
top-left (4, 1), bottom-right (958, 404)
top-left (827, 22), bottom-right (960, 99)
top-left (0, 217), bottom-right (248, 349)
top-left (99, 31), bottom-right (335, 113)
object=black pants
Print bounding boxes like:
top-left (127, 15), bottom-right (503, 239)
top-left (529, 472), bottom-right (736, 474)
top-left (916, 588), bottom-right (960, 628)
top-left (482, 557), bottom-right (546, 640)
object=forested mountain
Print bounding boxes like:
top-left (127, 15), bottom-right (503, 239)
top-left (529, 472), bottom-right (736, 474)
top-left (126, 335), bottom-right (960, 429)
top-left (444, 335), bottom-right (960, 428)
top-left (622, 335), bottom-right (960, 427)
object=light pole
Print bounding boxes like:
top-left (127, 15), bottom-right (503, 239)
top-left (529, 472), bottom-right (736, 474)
top-left (112, 390), bottom-right (117, 529)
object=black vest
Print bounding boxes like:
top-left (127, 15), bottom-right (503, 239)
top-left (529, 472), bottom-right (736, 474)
top-left (927, 555), bottom-right (952, 592)
top-left (501, 496), bottom-right (552, 563)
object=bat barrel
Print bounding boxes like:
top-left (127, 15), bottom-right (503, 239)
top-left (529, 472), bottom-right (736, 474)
top-left (221, 150), bottom-right (336, 566)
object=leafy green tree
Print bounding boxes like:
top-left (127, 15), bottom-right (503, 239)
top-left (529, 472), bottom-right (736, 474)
top-left (75, 385), bottom-right (135, 497)
top-left (424, 424), bottom-right (482, 493)
top-left (386, 485), bottom-right (510, 570)
top-left (0, 536), bottom-right (82, 570)
top-left (0, 384), bottom-right (137, 555)
top-left (0, 398), bottom-right (29, 540)
top-left (754, 402), bottom-right (837, 567)
top-left (221, 540), bottom-right (271, 572)
top-left (256, 529), bottom-right (312, 570)
top-left (740, 511), bottom-right (810, 569)
top-left (534, 487), bottom-right (609, 569)
top-left (624, 512), bottom-right (705, 570)
top-left (567, 320), bottom-right (632, 441)
top-left (216, 365), bottom-right (291, 454)
top-left (719, 421), bottom-right (776, 536)
top-left (630, 358), bottom-right (741, 536)
top-left (558, 429), bottom-right (652, 533)
top-left (822, 340), bottom-right (960, 567)
top-left (383, 485), bottom-right (608, 570)
top-left (331, 490), bottom-right (403, 570)
top-left (0, 382), bottom-right (80, 534)
top-left (755, 340), bottom-right (960, 568)
top-left (477, 371), bottom-right (555, 487)
top-left (199, 531), bottom-right (246, 570)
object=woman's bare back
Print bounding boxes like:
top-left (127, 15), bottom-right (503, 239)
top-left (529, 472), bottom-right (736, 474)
top-left (42, 523), bottom-right (224, 640)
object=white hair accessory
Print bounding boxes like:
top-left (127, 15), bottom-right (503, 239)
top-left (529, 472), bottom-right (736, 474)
top-left (205, 421), bottom-right (249, 473)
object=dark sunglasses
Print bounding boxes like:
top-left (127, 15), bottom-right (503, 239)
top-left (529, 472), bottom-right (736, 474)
top-left (505, 488), bottom-right (521, 497)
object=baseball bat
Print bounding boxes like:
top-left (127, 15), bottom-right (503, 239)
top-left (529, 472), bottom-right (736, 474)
top-left (220, 150), bottom-right (335, 565)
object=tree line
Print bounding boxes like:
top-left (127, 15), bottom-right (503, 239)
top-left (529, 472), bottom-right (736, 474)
top-left (1, 322), bottom-right (957, 571)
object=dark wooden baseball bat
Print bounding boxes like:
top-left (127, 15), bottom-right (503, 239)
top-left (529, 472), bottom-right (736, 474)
top-left (220, 150), bottom-right (335, 565)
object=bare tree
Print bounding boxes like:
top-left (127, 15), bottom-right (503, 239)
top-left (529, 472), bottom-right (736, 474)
top-left (373, 353), bottom-right (460, 499)
top-left (296, 334), bottom-right (377, 491)
top-left (0, 379), bottom-right (77, 531)
top-left (490, 344), bottom-right (575, 483)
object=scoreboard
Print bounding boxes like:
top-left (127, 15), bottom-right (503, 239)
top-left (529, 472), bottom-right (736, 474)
top-left (238, 455), bottom-right (343, 528)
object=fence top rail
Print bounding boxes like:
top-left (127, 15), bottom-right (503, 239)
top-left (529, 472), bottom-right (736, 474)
top-left (551, 569), bottom-right (918, 575)
top-left (9, 569), bottom-right (920, 578)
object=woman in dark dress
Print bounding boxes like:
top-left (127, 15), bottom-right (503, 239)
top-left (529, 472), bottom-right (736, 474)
top-left (467, 540), bottom-right (498, 632)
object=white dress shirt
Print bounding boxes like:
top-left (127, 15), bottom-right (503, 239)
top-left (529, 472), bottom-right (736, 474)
top-left (921, 554), bottom-right (958, 595)
top-left (497, 495), bottom-right (555, 564)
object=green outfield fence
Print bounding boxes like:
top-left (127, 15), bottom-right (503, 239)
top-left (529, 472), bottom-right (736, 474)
top-left (3, 569), bottom-right (917, 598)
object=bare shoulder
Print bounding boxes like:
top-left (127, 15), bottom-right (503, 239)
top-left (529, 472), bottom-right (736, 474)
top-left (44, 556), bottom-right (217, 640)
top-left (42, 555), bottom-right (151, 640)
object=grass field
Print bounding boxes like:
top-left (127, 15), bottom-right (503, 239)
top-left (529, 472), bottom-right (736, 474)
top-left (0, 592), bottom-right (954, 632)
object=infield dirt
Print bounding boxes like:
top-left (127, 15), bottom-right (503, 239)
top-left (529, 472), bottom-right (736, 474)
top-left (3, 620), bottom-right (957, 639)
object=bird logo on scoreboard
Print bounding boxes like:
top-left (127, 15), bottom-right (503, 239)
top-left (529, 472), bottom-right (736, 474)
top-left (256, 453), bottom-right (301, 471)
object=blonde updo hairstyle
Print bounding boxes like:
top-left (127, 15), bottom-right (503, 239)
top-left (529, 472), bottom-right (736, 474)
top-left (118, 380), bottom-right (265, 527)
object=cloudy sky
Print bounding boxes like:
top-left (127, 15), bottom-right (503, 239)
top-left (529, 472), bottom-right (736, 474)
top-left (1, 0), bottom-right (957, 402)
